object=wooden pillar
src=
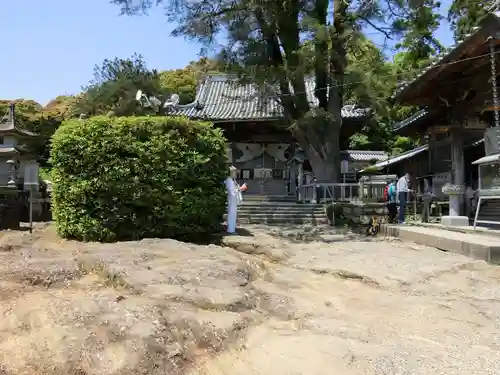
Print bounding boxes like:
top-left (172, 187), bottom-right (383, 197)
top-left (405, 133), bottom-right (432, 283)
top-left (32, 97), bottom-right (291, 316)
top-left (440, 127), bottom-right (469, 226)
top-left (450, 129), bottom-right (465, 216)
top-left (226, 143), bottom-right (233, 164)
top-left (428, 132), bottom-right (435, 174)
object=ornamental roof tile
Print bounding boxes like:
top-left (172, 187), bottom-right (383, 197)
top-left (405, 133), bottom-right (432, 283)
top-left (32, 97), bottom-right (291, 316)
top-left (170, 75), bottom-right (370, 121)
top-left (392, 109), bottom-right (430, 132)
top-left (341, 150), bottom-right (388, 162)
top-left (359, 145), bottom-right (429, 171)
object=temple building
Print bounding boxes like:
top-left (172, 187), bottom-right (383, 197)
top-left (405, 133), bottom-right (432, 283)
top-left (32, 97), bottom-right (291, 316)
top-left (373, 4), bottom-right (500, 226)
top-left (171, 74), bottom-right (387, 197)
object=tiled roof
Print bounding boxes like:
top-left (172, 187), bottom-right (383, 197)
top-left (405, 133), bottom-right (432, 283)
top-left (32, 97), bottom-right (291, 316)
top-left (359, 145), bottom-right (429, 171)
top-left (341, 150), bottom-right (388, 162)
top-left (170, 75), bottom-right (371, 121)
top-left (392, 109), bottom-right (429, 131)
top-left (0, 120), bottom-right (36, 137)
top-left (0, 147), bottom-right (20, 154)
top-left (395, 10), bottom-right (500, 99)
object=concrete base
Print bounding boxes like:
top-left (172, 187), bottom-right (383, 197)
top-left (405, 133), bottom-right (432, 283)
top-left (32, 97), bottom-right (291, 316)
top-left (381, 225), bottom-right (500, 262)
top-left (440, 215), bottom-right (469, 227)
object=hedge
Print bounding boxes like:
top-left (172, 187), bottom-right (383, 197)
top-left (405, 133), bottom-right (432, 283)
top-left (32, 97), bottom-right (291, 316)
top-left (50, 116), bottom-right (228, 242)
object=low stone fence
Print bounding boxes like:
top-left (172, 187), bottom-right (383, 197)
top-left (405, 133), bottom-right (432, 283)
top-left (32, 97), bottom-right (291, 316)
top-left (326, 201), bottom-right (388, 226)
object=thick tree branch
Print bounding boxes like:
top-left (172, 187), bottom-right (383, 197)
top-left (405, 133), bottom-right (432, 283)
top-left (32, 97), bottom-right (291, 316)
top-left (253, 7), bottom-right (299, 121)
top-left (313, 0), bottom-right (329, 109)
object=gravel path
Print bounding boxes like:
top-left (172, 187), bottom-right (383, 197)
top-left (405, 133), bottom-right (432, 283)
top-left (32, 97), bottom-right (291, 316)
top-left (0, 224), bottom-right (499, 374)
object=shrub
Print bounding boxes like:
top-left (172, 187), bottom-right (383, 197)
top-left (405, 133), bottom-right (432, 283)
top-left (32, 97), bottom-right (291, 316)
top-left (325, 202), bottom-right (346, 226)
top-left (50, 116), bottom-right (227, 242)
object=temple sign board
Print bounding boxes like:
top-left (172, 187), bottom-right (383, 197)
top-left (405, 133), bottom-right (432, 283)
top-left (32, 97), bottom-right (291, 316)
top-left (340, 160), bottom-right (349, 174)
top-left (23, 161), bottom-right (39, 187)
top-left (23, 161), bottom-right (39, 234)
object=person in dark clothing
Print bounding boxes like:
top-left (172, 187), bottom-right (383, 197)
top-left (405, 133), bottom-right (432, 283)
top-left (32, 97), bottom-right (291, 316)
top-left (386, 179), bottom-right (398, 223)
top-left (397, 173), bottom-right (411, 224)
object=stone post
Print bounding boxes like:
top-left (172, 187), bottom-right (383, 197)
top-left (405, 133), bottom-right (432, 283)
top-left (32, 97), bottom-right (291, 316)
top-left (297, 162), bottom-right (303, 202)
top-left (290, 162), bottom-right (297, 195)
top-left (441, 128), bottom-right (468, 226)
top-left (312, 179), bottom-right (317, 204)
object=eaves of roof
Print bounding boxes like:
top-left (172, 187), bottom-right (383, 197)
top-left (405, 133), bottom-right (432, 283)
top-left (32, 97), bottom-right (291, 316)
top-left (170, 75), bottom-right (371, 121)
top-left (392, 109), bottom-right (430, 132)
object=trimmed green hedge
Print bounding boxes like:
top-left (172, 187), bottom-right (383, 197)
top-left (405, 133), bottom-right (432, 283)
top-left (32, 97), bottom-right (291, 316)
top-left (50, 116), bottom-right (227, 242)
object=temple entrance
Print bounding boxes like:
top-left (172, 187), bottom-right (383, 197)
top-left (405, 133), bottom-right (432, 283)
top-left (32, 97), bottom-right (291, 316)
top-left (232, 143), bottom-right (291, 196)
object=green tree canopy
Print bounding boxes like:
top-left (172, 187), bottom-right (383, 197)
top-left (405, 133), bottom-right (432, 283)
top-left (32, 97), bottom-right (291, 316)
top-left (448, 0), bottom-right (491, 41)
top-left (76, 54), bottom-right (163, 117)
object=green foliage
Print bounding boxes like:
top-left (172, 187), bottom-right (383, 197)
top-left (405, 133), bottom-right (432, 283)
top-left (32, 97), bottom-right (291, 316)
top-left (50, 115), bottom-right (228, 242)
top-left (391, 136), bottom-right (417, 155)
top-left (448, 0), bottom-right (491, 41)
top-left (76, 54), bottom-right (163, 117)
top-left (44, 95), bottom-right (80, 121)
top-left (159, 68), bottom-right (198, 104)
top-left (158, 58), bottom-right (222, 104)
top-left (325, 202), bottom-right (347, 226)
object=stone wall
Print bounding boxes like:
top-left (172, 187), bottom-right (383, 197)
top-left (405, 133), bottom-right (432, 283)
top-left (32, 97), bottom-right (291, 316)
top-left (327, 202), bottom-right (388, 226)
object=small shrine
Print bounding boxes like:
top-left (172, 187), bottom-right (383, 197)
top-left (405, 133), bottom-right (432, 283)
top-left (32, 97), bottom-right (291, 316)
top-left (0, 103), bottom-right (39, 230)
top-left (472, 126), bottom-right (500, 227)
top-left (0, 103), bottom-right (37, 188)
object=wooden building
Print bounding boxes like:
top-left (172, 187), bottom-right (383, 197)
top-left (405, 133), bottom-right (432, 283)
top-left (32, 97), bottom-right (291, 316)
top-left (172, 74), bottom-right (386, 197)
top-left (390, 8), bottom-right (500, 225)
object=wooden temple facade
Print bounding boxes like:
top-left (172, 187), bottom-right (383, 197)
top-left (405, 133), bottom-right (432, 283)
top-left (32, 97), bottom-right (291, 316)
top-left (172, 74), bottom-right (386, 197)
top-left (375, 6), bottom-right (500, 226)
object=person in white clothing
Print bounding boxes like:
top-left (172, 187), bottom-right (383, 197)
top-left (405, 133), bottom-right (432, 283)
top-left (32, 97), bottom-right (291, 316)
top-left (224, 166), bottom-right (247, 234)
top-left (396, 172), bottom-right (411, 224)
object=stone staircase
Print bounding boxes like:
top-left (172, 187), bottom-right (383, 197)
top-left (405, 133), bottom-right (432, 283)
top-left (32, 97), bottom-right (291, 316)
top-left (237, 195), bottom-right (327, 225)
top-left (476, 199), bottom-right (500, 227)
top-left (244, 179), bottom-right (288, 196)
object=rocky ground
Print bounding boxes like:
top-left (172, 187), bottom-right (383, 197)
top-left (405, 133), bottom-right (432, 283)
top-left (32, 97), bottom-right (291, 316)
top-left (0, 223), bottom-right (499, 375)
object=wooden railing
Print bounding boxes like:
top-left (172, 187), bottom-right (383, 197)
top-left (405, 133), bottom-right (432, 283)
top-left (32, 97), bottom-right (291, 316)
top-left (299, 181), bottom-right (386, 203)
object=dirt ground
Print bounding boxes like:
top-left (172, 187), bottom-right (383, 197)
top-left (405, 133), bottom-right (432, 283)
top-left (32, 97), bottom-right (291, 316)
top-left (0, 223), bottom-right (499, 375)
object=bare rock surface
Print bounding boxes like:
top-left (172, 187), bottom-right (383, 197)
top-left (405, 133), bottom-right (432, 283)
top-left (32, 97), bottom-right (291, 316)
top-left (0, 223), bottom-right (499, 374)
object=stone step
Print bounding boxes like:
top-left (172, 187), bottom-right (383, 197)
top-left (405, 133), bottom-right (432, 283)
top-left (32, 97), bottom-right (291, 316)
top-left (240, 201), bottom-right (320, 206)
top-left (238, 212), bottom-right (326, 218)
top-left (238, 208), bottom-right (325, 215)
top-left (239, 217), bottom-right (328, 225)
top-left (239, 208), bottom-right (324, 213)
top-left (243, 195), bottom-right (296, 202)
top-left (381, 224), bottom-right (500, 262)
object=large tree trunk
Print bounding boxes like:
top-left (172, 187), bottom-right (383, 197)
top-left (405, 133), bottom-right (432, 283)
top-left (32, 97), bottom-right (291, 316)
top-left (254, 0), bottom-right (347, 182)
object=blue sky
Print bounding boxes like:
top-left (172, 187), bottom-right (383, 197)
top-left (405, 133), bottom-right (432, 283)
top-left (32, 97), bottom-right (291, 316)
top-left (0, 0), bottom-right (454, 105)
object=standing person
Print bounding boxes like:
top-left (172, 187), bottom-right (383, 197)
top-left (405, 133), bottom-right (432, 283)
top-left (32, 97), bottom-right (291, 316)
top-left (386, 179), bottom-right (398, 223)
top-left (421, 178), bottom-right (433, 223)
top-left (224, 166), bottom-right (247, 234)
top-left (397, 172), bottom-right (411, 224)
top-left (465, 185), bottom-right (475, 218)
